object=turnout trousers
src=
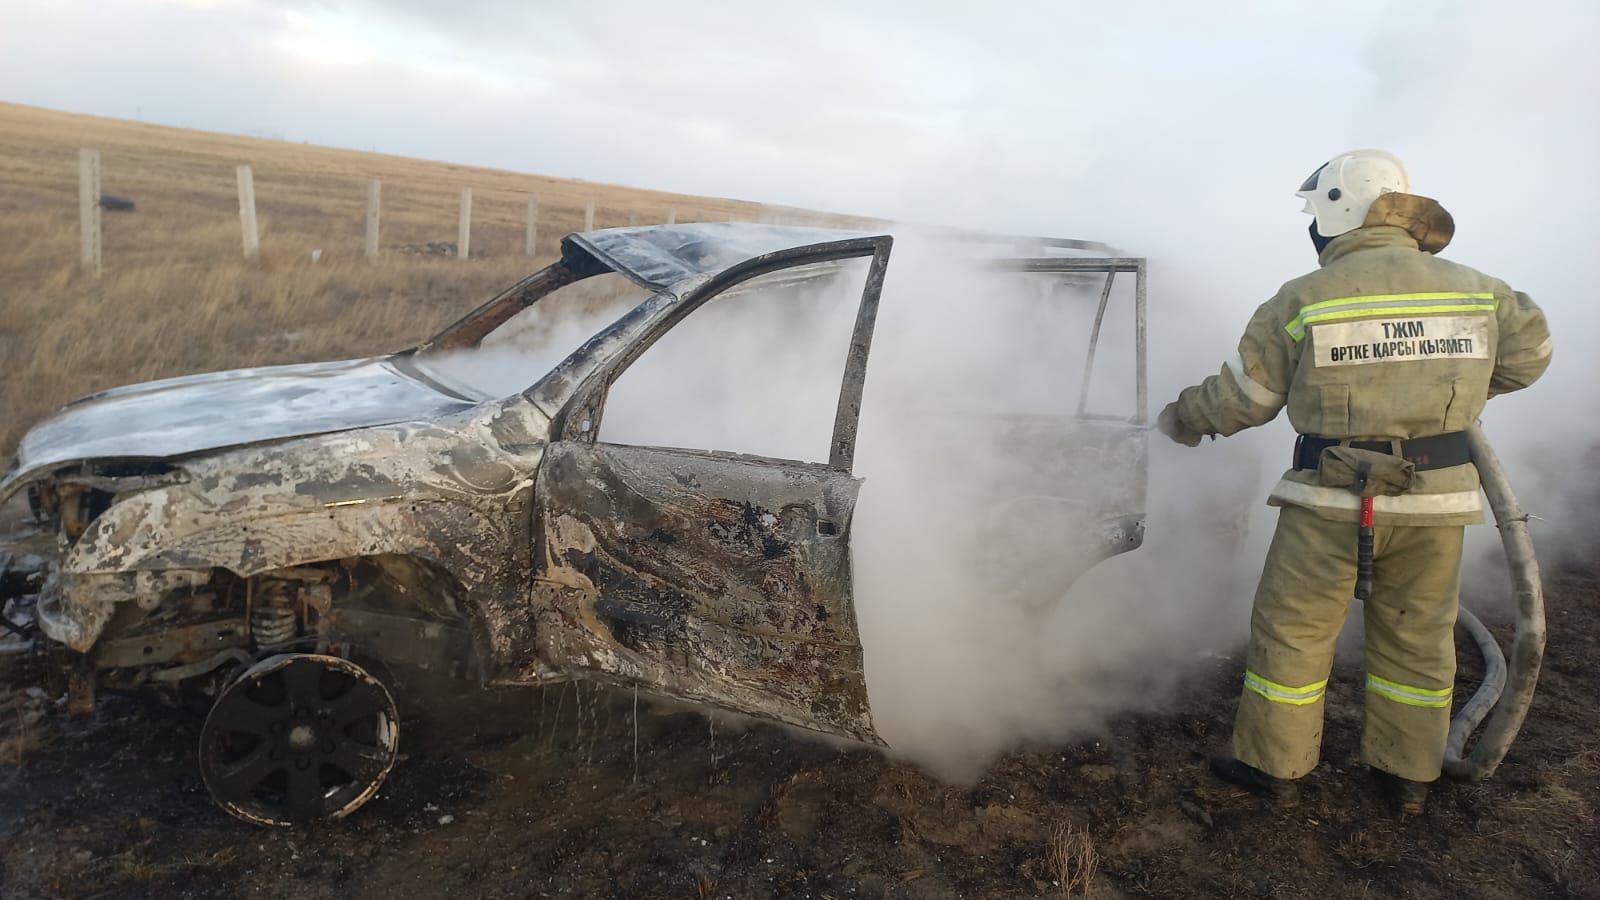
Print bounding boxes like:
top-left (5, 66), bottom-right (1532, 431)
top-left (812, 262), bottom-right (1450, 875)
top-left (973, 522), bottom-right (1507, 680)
top-left (1232, 504), bottom-right (1464, 782)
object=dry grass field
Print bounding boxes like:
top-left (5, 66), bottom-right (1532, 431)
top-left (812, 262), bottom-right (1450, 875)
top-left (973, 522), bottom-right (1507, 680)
top-left (0, 101), bottom-right (859, 457)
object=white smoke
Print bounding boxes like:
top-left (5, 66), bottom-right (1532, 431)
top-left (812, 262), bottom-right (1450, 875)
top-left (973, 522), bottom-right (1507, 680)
top-left (841, 1), bottom-right (1600, 775)
top-left (843, 239), bottom-right (1273, 777)
top-left (1357, 5), bottom-right (1600, 592)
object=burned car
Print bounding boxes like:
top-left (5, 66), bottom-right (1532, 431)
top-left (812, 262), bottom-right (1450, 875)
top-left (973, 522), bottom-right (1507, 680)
top-left (0, 224), bottom-right (1147, 826)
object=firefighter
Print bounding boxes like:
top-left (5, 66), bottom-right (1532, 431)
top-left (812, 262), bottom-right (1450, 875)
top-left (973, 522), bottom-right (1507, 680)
top-left (1157, 149), bottom-right (1552, 813)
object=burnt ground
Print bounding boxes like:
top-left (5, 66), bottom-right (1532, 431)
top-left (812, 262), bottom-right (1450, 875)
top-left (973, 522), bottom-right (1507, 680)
top-left (1, 559), bottom-right (1597, 900)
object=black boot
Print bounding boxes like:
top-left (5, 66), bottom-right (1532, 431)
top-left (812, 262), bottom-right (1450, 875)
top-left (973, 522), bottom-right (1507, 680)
top-left (1209, 756), bottom-right (1298, 802)
top-left (1371, 769), bottom-right (1428, 815)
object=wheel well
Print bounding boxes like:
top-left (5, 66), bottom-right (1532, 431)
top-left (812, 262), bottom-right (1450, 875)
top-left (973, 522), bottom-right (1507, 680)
top-left (89, 554), bottom-right (482, 685)
top-left (298, 554), bottom-right (483, 682)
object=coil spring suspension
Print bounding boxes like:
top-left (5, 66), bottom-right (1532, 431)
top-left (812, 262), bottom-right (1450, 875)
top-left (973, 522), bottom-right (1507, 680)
top-left (252, 581), bottom-right (300, 648)
top-left (252, 606), bottom-right (297, 647)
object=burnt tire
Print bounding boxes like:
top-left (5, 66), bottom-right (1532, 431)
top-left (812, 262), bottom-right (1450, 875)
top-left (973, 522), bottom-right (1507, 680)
top-left (199, 653), bottom-right (399, 827)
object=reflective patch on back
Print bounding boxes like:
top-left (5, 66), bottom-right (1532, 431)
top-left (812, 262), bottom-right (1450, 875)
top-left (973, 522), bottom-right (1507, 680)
top-left (1311, 315), bottom-right (1491, 367)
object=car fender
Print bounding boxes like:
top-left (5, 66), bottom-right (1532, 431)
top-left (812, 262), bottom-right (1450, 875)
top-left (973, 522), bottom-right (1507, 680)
top-left (48, 420), bottom-right (542, 653)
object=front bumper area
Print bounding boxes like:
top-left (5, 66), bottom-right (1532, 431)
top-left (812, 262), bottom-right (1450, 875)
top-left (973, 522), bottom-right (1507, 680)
top-left (37, 566), bottom-right (210, 653)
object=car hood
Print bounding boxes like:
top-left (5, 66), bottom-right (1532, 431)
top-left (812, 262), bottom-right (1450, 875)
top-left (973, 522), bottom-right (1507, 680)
top-left (2, 357), bottom-right (480, 497)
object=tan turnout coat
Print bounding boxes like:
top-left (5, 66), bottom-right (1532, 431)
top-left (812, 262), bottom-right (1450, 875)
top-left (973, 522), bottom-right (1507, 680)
top-left (1174, 205), bottom-right (1552, 526)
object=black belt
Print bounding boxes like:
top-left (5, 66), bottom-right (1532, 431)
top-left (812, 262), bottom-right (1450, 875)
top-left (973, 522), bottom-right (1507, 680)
top-left (1293, 431), bottom-right (1471, 472)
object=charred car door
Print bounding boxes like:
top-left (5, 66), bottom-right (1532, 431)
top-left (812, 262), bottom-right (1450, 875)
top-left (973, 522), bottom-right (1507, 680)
top-left (530, 237), bottom-right (892, 744)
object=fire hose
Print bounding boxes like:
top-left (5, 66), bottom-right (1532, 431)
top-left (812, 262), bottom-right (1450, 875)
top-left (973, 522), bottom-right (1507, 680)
top-left (1442, 423), bottom-right (1545, 780)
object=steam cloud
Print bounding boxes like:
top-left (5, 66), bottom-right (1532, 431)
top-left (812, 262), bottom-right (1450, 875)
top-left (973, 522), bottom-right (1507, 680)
top-left (842, 3), bottom-right (1597, 776)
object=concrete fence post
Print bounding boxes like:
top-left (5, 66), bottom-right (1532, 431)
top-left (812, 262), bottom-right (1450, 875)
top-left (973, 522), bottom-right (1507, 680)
top-left (584, 200), bottom-right (595, 232)
top-left (365, 179), bottom-right (381, 258)
top-left (78, 149), bottom-right (102, 275)
top-left (458, 187), bottom-right (472, 260)
top-left (627, 210), bottom-right (638, 226)
top-left (525, 198), bottom-right (539, 257)
top-left (666, 208), bottom-right (676, 225)
top-left (236, 165), bottom-right (259, 260)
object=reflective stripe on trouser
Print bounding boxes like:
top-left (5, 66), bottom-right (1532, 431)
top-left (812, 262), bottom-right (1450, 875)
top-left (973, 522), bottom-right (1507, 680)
top-left (1360, 522), bottom-right (1462, 781)
top-left (1232, 504), bottom-right (1464, 781)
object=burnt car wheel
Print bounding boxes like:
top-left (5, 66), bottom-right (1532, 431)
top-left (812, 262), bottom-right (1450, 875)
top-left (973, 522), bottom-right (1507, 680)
top-left (199, 653), bottom-right (399, 826)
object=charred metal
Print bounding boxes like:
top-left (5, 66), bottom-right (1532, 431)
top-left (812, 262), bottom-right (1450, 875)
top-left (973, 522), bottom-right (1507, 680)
top-left (0, 222), bottom-right (1149, 825)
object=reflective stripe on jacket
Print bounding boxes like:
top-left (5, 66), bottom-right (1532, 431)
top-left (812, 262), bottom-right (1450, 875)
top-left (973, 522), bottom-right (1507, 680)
top-left (1174, 222), bottom-right (1552, 526)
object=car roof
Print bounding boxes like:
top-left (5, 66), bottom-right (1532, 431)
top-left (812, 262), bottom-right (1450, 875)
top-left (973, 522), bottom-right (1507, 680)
top-left (563, 223), bottom-right (878, 292)
top-left (564, 222), bottom-right (1119, 293)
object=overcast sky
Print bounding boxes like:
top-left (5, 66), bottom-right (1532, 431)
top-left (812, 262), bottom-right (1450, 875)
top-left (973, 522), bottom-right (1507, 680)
top-left (2, 0), bottom-right (1592, 247)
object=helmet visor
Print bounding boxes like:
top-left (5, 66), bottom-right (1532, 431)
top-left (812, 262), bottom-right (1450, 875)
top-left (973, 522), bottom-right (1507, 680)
top-left (1298, 163), bottom-right (1329, 193)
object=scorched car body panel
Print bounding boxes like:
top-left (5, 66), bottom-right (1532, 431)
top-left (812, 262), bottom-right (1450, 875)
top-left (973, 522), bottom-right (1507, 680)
top-left (0, 223), bottom-right (1150, 825)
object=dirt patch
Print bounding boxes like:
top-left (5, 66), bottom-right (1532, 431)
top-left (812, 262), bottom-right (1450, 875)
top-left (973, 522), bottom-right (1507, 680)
top-left (2, 558), bottom-right (1598, 899)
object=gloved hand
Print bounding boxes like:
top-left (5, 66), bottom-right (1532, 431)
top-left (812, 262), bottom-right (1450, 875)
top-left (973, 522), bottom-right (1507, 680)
top-left (1157, 402), bottom-right (1204, 447)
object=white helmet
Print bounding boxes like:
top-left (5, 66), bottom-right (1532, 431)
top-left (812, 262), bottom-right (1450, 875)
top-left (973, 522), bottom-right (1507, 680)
top-left (1296, 149), bottom-right (1410, 238)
